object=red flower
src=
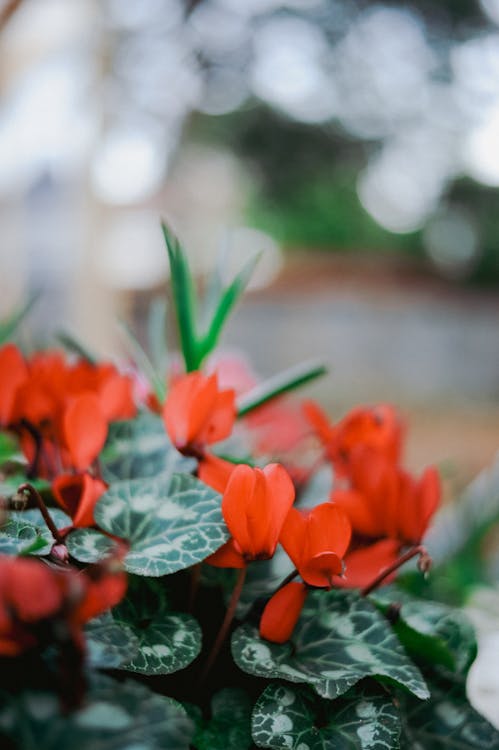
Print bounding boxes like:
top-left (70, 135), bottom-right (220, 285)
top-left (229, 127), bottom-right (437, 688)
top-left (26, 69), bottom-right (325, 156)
top-left (207, 463), bottom-right (295, 568)
top-left (62, 393), bottom-right (108, 472)
top-left (163, 371), bottom-right (236, 454)
top-left (335, 539), bottom-right (401, 589)
top-left (0, 344), bottom-right (28, 427)
top-left (304, 401), bottom-right (403, 476)
top-left (0, 555), bottom-right (126, 657)
top-left (52, 472), bottom-right (108, 528)
top-left (279, 503), bottom-right (351, 588)
top-left (259, 581), bottom-right (308, 644)
top-left (332, 451), bottom-right (440, 546)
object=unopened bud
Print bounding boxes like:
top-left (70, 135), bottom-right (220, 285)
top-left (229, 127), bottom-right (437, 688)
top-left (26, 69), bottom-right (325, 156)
top-left (51, 543), bottom-right (69, 564)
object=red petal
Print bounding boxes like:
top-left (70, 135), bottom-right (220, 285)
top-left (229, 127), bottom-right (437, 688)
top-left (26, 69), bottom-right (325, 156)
top-left (259, 582), bottom-right (308, 643)
top-left (205, 538), bottom-right (246, 568)
top-left (198, 453), bottom-right (235, 493)
top-left (337, 539), bottom-right (401, 589)
top-left (52, 473), bottom-right (107, 528)
top-left (98, 373), bottom-right (136, 421)
top-left (0, 344), bottom-right (27, 425)
top-left (73, 566), bottom-right (127, 623)
top-left (63, 394), bottom-right (108, 471)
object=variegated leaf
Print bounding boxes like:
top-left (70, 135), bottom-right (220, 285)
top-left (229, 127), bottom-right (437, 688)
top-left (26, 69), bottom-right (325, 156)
top-left (232, 590), bottom-right (429, 701)
top-left (94, 473), bottom-right (228, 576)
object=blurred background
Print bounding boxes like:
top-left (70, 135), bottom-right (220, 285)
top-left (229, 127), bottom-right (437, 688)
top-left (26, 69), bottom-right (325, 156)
top-left (0, 0), bottom-right (498, 486)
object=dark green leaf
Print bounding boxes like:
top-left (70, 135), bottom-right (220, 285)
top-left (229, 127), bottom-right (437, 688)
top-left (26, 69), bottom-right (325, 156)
top-left (0, 433), bottom-right (19, 465)
top-left (101, 412), bottom-right (195, 482)
top-left (371, 589), bottom-right (477, 676)
top-left (85, 612), bottom-right (140, 669)
top-left (108, 578), bottom-right (202, 675)
top-left (252, 682), bottom-right (401, 749)
top-left (191, 688), bottom-right (252, 750)
top-left (237, 360), bottom-right (327, 417)
top-left (231, 590), bottom-right (429, 701)
top-left (162, 221), bottom-right (199, 372)
top-left (401, 671), bottom-right (499, 749)
top-left (0, 672), bottom-right (193, 750)
top-left (94, 473), bottom-right (228, 576)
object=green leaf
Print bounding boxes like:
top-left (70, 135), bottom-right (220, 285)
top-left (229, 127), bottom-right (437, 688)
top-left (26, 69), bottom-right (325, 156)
top-left (67, 528), bottom-right (117, 563)
top-left (236, 546), bottom-right (295, 618)
top-left (101, 412), bottom-right (195, 482)
top-left (85, 612), bottom-right (140, 669)
top-left (231, 590), bottom-right (429, 701)
top-left (0, 433), bottom-right (19, 465)
top-left (199, 251), bottom-right (261, 361)
top-left (237, 360), bottom-right (327, 417)
top-left (0, 508), bottom-right (70, 556)
top-left (56, 331), bottom-right (97, 364)
top-left (252, 682), bottom-right (401, 750)
top-left (162, 221), bottom-right (199, 372)
top-left (0, 672), bottom-right (194, 750)
top-left (371, 589), bottom-right (477, 676)
top-left (108, 577), bottom-right (202, 675)
top-left (401, 671), bottom-right (499, 749)
top-left (94, 473), bottom-right (228, 576)
top-left (0, 293), bottom-right (38, 344)
top-left (190, 688), bottom-right (252, 750)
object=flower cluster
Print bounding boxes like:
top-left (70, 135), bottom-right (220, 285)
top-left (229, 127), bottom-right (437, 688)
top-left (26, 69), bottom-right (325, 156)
top-left (162, 369), bottom-right (440, 643)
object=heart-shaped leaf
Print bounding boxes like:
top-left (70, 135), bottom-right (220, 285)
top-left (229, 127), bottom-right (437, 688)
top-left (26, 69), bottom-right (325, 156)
top-left (401, 671), bottom-right (499, 749)
top-left (252, 682), bottom-right (401, 749)
top-left (94, 473), bottom-right (228, 576)
top-left (89, 578), bottom-right (202, 676)
top-left (232, 590), bottom-right (429, 700)
top-left (0, 672), bottom-right (194, 750)
top-left (102, 412), bottom-right (195, 482)
top-left (85, 612), bottom-right (140, 669)
top-left (371, 589), bottom-right (477, 676)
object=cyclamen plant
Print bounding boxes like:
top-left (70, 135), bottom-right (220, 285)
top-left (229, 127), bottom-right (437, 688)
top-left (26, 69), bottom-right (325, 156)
top-left (0, 223), bottom-right (497, 749)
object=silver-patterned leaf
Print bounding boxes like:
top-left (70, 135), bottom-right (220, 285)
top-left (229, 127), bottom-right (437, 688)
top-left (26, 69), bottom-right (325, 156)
top-left (232, 590), bottom-right (429, 701)
top-left (85, 612), bottom-right (140, 669)
top-left (401, 672), bottom-right (499, 749)
top-left (102, 412), bottom-right (195, 482)
top-left (99, 578), bottom-right (202, 675)
top-left (252, 683), bottom-right (401, 749)
top-left (67, 528), bottom-right (117, 563)
top-left (94, 473), bottom-right (228, 576)
top-left (0, 672), bottom-right (193, 750)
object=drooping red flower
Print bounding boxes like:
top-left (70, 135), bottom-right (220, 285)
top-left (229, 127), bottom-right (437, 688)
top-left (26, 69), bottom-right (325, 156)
top-left (62, 393), bottom-right (108, 472)
top-left (335, 539), bottom-right (401, 589)
top-left (52, 472), bottom-right (108, 528)
top-left (279, 503), bottom-right (352, 588)
top-left (259, 581), bottom-right (308, 644)
top-left (163, 371), bottom-right (236, 454)
top-left (304, 401), bottom-right (403, 477)
top-left (207, 463), bottom-right (295, 568)
top-left (0, 555), bottom-right (126, 657)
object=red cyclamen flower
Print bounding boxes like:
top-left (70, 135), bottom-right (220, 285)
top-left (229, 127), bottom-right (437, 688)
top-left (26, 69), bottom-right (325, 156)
top-left (52, 472), bottom-right (108, 528)
top-left (163, 371), bottom-right (236, 454)
top-left (207, 463), bottom-right (295, 568)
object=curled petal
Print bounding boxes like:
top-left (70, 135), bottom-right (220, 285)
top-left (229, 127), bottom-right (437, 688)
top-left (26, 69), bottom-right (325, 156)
top-left (63, 394), bottom-right (108, 471)
top-left (260, 582), bottom-right (308, 644)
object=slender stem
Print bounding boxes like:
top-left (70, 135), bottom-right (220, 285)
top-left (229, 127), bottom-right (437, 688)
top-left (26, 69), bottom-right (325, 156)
top-left (361, 544), bottom-right (428, 597)
top-left (200, 566), bottom-right (247, 684)
top-left (20, 419), bottom-right (42, 479)
top-left (18, 483), bottom-right (64, 545)
top-left (188, 562), bottom-right (202, 612)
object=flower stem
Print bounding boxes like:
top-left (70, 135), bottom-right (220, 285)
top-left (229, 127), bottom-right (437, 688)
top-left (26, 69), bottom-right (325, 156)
top-left (200, 566), bottom-right (247, 684)
top-left (361, 544), bottom-right (429, 597)
top-left (18, 482), bottom-right (64, 545)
